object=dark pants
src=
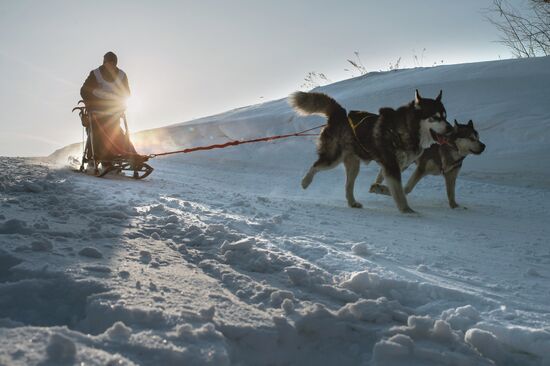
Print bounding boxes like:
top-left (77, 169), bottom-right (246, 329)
top-left (89, 112), bottom-right (137, 160)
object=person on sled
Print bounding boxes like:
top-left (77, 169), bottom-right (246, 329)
top-left (80, 51), bottom-right (138, 165)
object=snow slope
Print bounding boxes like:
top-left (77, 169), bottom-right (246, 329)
top-left (2, 56), bottom-right (550, 365)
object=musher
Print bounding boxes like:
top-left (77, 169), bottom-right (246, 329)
top-left (80, 51), bottom-right (138, 164)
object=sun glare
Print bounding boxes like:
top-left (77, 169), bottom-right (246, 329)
top-left (125, 95), bottom-right (141, 115)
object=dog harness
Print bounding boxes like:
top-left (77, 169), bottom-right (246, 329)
top-left (347, 115), bottom-right (372, 154)
top-left (441, 156), bottom-right (465, 174)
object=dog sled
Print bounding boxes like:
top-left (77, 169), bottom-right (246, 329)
top-left (71, 101), bottom-right (153, 179)
top-left (71, 100), bottom-right (327, 181)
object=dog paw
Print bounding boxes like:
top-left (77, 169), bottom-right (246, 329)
top-left (451, 204), bottom-right (468, 210)
top-left (369, 184), bottom-right (391, 196)
top-left (349, 201), bottom-right (363, 209)
top-left (401, 207), bottom-right (417, 214)
top-left (301, 176), bottom-right (312, 189)
top-left (450, 202), bottom-right (460, 209)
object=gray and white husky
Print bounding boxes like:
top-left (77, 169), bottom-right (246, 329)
top-left (289, 90), bottom-right (453, 213)
top-left (370, 119), bottom-right (485, 208)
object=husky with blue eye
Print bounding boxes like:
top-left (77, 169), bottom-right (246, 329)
top-left (289, 90), bottom-right (453, 213)
top-left (370, 119), bottom-right (485, 208)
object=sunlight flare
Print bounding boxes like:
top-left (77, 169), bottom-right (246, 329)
top-left (125, 94), bottom-right (142, 115)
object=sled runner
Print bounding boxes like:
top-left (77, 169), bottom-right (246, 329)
top-left (72, 101), bottom-right (153, 179)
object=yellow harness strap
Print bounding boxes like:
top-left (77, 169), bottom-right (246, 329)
top-left (347, 115), bottom-right (371, 154)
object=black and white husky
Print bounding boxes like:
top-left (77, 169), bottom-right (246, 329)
top-left (370, 119), bottom-right (485, 208)
top-left (289, 90), bottom-right (453, 213)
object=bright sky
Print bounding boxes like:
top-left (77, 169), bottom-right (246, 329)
top-left (0, 0), bottom-right (520, 156)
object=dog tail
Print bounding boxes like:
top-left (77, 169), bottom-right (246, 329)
top-left (288, 92), bottom-right (346, 123)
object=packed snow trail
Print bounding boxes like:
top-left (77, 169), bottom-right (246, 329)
top-left (1, 154), bottom-right (549, 365)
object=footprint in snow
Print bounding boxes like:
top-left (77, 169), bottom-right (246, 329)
top-left (140, 250), bottom-right (152, 264)
top-left (78, 247), bottom-right (103, 259)
top-left (31, 239), bottom-right (53, 252)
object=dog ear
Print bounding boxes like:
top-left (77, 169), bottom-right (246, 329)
top-left (435, 90), bottom-right (443, 102)
top-left (415, 89), bottom-right (422, 105)
top-left (467, 120), bottom-right (473, 127)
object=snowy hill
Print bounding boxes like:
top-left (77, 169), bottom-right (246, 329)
top-left (2, 56), bottom-right (550, 365)
top-left (52, 56), bottom-right (550, 188)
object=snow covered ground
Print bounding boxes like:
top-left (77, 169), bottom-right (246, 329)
top-left (2, 56), bottom-right (550, 365)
